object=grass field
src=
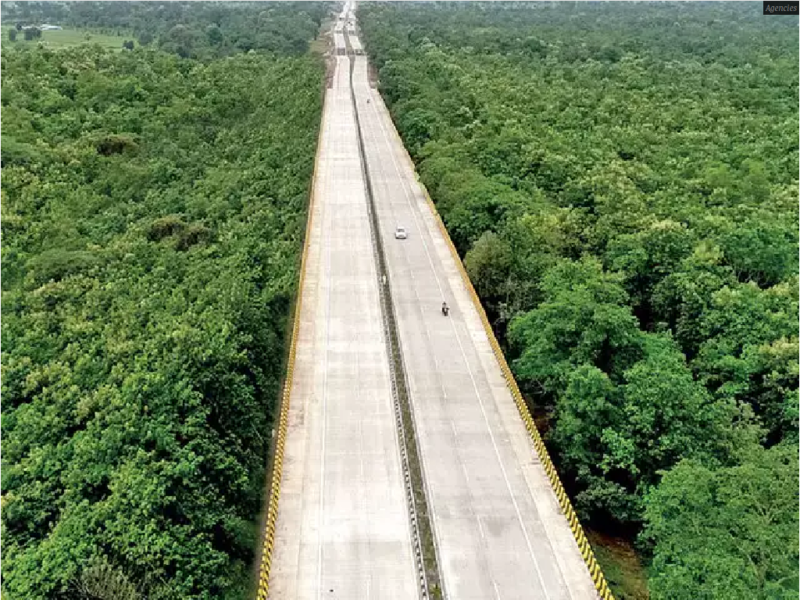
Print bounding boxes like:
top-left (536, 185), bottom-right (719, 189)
top-left (308, 18), bottom-right (335, 56)
top-left (5, 27), bottom-right (129, 50)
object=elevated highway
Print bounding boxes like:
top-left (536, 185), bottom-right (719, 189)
top-left (260, 3), bottom-right (609, 599)
top-left (350, 43), bottom-right (599, 600)
top-left (266, 6), bottom-right (418, 599)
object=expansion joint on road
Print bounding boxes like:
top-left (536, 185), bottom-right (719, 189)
top-left (345, 45), bottom-right (444, 600)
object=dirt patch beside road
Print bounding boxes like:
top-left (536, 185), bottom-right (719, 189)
top-left (368, 61), bottom-right (379, 88)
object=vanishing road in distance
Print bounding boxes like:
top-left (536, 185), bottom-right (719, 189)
top-left (269, 3), bottom-right (600, 598)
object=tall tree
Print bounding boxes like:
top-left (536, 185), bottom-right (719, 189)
top-left (643, 444), bottom-right (799, 600)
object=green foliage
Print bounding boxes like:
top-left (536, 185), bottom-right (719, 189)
top-left (75, 556), bottom-right (141, 600)
top-left (359, 3), bottom-right (798, 595)
top-left (694, 279), bottom-right (799, 444)
top-left (509, 257), bottom-right (642, 395)
top-left (643, 444), bottom-right (799, 600)
top-left (510, 258), bottom-right (749, 523)
top-left (464, 231), bottom-right (511, 309)
top-left (1, 2), bottom-right (333, 59)
top-left (2, 41), bottom-right (323, 598)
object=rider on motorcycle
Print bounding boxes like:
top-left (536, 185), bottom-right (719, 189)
top-left (441, 301), bottom-right (449, 316)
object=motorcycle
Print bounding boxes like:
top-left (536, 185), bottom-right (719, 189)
top-left (441, 302), bottom-right (450, 316)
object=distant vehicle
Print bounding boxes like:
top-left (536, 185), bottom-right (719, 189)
top-left (394, 226), bottom-right (408, 240)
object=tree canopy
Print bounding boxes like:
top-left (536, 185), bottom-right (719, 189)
top-left (359, 2), bottom-right (798, 596)
top-left (2, 16), bottom-right (324, 599)
top-left (1, 1), bottom-right (333, 58)
top-left (643, 444), bottom-right (799, 600)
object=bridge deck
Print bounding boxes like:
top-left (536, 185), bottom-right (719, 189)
top-left (269, 3), bottom-right (600, 598)
top-left (352, 54), bottom-right (599, 600)
top-left (268, 45), bottom-right (417, 599)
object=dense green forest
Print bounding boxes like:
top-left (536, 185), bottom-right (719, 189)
top-left (1, 5), bottom-right (325, 598)
top-left (358, 3), bottom-right (799, 598)
top-left (2, 1), bottom-right (330, 57)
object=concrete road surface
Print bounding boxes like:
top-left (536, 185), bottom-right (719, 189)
top-left (351, 48), bottom-right (600, 600)
top-left (268, 48), bottom-right (418, 599)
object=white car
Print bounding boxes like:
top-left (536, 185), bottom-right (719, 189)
top-left (394, 226), bottom-right (408, 240)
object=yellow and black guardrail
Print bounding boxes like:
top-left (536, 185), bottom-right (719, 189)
top-left (387, 124), bottom-right (616, 600)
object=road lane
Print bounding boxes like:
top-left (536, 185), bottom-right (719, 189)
top-left (350, 44), bottom-right (600, 600)
top-left (268, 36), bottom-right (418, 600)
